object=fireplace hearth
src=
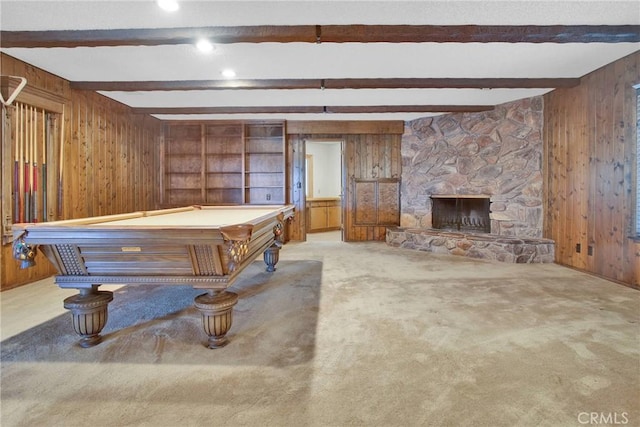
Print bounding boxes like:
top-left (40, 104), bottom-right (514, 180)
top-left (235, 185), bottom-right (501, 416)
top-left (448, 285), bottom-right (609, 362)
top-left (431, 195), bottom-right (491, 233)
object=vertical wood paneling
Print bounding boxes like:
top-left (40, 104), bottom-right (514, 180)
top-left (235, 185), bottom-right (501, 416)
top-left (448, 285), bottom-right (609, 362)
top-left (288, 135), bottom-right (305, 241)
top-left (116, 112), bottom-right (125, 210)
top-left (566, 83), bottom-right (589, 270)
top-left (107, 106), bottom-right (116, 214)
top-left (612, 59), bottom-right (630, 279)
top-left (544, 51), bottom-right (639, 288)
top-left (345, 135), bottom-right (360, 240)
top-left (74, 92), bottom-right (89, 219)
top-left (1, 54), bottom-right (163, 290)
top-left (347, 137), bottom-right (356, 237)
top-left (97, 101), bottom-right (105, 216)
top-left (575, 84), bottom-right (589, 270)
top-left (622, 55), bottom-right (638, 279)
top-left (591, 58), bottom-right (621, 279)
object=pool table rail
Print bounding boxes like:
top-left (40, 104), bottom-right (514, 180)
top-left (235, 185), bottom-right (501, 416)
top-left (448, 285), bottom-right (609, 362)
top-left (13, 205), bottom-right (292, 283)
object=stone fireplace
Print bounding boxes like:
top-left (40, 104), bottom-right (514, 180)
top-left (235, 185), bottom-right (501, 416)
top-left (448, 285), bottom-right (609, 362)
top-left (398, 97), bottom-right (545, 239)
top-left (386, 96), bottom-right (555, 263)
top-left (431, 195), bottom-right (491, 233)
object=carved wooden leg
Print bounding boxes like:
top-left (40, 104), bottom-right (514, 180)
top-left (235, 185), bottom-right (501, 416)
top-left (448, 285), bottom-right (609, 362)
top-left (263, 242), bottom-right (282, 272)
top-left (63, 286), bottom-right (114, 348)
top-left (194, 290), bottom-right (239, 349)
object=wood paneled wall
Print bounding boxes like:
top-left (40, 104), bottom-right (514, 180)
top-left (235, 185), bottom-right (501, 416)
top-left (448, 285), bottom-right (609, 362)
top-left (544, 51), bottom-right (639, 288)
top-left (1, 54), bottom-right (163, 290)
top-left (64, 91), bottom-right (161, 220)
top-left (287, 123), bottom-right (403, 241)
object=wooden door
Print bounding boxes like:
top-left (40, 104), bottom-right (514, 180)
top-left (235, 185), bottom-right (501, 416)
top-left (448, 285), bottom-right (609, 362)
top-left (343, 134), bottom-right (402, 241)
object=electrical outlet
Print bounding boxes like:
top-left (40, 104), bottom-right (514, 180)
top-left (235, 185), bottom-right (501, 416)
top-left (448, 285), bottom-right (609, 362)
top-left (576, 243), bottom-right (581, 253)
top-left (266, 193), bottom-right (271, 201)
top-left (588, 246), bottom-right (594, 256)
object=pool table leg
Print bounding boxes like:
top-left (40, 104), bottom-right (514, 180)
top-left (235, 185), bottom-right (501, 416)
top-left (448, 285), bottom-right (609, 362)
top-left (263, 242), bottom-right (282, 272)
top-left (63, 285), bottom-right (114, 348)
top-left (194, 290), bottom-right (239, 349)
top-left (263, 219), bottom-right (285, 272)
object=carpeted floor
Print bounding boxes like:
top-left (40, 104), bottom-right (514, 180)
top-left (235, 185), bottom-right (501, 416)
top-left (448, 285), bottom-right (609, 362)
top-left (1, 239), bottom-right (639, 426)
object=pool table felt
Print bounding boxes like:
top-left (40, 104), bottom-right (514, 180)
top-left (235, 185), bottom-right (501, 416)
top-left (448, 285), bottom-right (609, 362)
top-left (92, 207), bottom-right (286, 228)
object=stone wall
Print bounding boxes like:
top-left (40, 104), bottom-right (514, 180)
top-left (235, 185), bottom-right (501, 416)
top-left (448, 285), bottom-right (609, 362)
top-left (401, 97), bottom-right (544, 238)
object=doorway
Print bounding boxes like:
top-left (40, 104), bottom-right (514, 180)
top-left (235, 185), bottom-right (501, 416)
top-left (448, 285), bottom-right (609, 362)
top-left (305, 139), bottom-right (344, 240)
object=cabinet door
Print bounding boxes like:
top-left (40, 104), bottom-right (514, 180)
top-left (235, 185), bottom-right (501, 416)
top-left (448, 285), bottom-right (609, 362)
top-left (327, 203), bottom-right (342, 228)
top-left (353, 179), bottom-right (400, 226)
top-left (309, 203), bottom-right (328, 231)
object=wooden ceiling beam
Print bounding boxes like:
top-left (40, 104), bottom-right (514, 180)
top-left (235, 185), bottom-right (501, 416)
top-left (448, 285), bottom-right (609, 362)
top-left (2, 25), bottom-right (638, 48)
top-left (0, 26), bottom-right (317, 48)
top-left (71, 78), bottom-right (580, 91)
top-left (133, 106), bottom-right (326, 114)
top-left (71, 79), bottom-right (321, 91)
top-left (327, 105), bottom-right (493, 113)
top-left (132, 105), bottom-right (493, 115)
top-left (325, 78), bottom-right (580, 89)
top-left (319, 25), bottom-right (640, 43)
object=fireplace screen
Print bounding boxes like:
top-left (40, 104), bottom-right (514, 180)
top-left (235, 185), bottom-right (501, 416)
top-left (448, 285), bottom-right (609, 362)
top-left (431, 196), bottom-right (491, 233)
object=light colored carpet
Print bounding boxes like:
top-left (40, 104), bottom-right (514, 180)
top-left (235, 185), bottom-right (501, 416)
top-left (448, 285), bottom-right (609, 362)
top-left (1, 239), bottom-right (639, 427)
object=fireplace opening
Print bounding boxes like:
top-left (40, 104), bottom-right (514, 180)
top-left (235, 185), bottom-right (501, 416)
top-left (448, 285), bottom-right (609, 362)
top-left (431, 195), bottom-right (491, 233)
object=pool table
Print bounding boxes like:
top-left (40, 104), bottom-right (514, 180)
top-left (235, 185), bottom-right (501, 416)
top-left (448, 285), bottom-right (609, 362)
top-left (12, 204), bottom-right (295, 349)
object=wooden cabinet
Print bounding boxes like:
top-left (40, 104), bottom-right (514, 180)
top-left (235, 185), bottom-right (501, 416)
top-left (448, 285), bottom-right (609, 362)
top-left (307, 198), bottom-right (342, 232)
top-left (353, 178), bottom-right (400, 226)
top-left (162, 121), bottom-right (285, 206)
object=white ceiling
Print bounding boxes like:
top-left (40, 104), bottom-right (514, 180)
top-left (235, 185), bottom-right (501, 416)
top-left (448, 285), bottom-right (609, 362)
top-left (1, 1), bottom-right (639, 121)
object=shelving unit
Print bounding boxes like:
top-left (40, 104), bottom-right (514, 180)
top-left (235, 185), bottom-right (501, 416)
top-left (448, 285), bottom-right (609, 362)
top-left (244, 122), bottom-right (285, 205)
top-left (163, 124), bottom-right (203, 206)
top-left (205, 123), bottom-right (244, 204)
top-left (162, 121), bottom-right (285, 206)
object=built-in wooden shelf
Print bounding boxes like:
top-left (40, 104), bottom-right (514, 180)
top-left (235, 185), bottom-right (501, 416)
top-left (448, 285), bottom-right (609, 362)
top-left (162, 121), bottom-right (285, 206)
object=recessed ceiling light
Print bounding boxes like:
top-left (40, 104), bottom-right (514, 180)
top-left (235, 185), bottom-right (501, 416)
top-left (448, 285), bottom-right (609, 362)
top-left (222, 69), bottom-right (237, 78)
top-left (157, 0), bottom-right (179, 12)
top-left (196, 39), bottom-right (214, 53)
